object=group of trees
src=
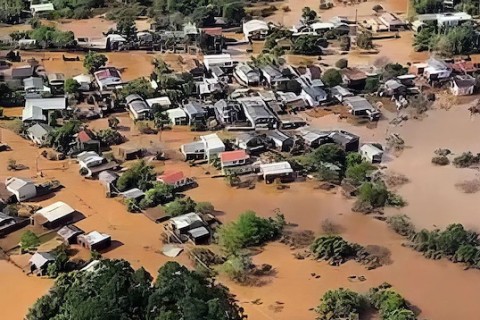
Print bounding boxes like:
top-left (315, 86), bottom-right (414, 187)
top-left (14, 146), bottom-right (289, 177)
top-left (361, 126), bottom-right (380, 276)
top-left (49, 0), bottom-right (103, 19)
top-left (116, 160), bottom-right (156, 192)
top-left (150, 0), bottom-right (245, 27)
top-left (27, 259), bottom-right (245, 320)
top-left (316, 284), bottom-right (416, 320)
top-left (0, 0), bottom-right (23, 24)
top-left (13, 23), bottom-right (76, 48)
top-left (83, 51), bottom-right (108, 74)
top-left (414, 23), bottom-right (480, 56)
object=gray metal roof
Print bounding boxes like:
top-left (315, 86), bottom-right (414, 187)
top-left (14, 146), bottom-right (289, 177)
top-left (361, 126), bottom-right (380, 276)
top-left (27, 123), bottom-right (53, 139)
top-left (188, 226), bottom-right (210, 239)
top-left (121, 188), bottom-right (145, 199)
top-left (183, 101), bottom-right (207, 116)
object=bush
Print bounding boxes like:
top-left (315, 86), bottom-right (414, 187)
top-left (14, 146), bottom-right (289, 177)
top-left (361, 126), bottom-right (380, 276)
top-left (321, 68), bottom-right (343, 87)
top-left (364, 77), bottom-right (380, 92)
top-left (220, 253), bottom-right (252, 284)
top-left (339, 35), bottom-right (351, 51)
top-left (164, 197), bottom-right (196, 217)
top-left (345, 161), bottom-right (374, 186)
top-left (195, 202), bottom-right (214, 214)
top-left (431, 155), bottom-right (450, 166)
top-left (217, 211), bottom-right (286, 254)
top-left (116, 160), bottom-right (155, 191)
top-left (316, 288), bottom-right (365, 320)
top-left (368, 284), bottom-right (415, 320)
top-left (335, 58), bottom-right (348, 69)
top-left (357, 32), bottom-right (373, 49)
top-left (20, 231), bottom-right (40, 251)
top-left (386, 214), bottom-right (415, 237)
top-left (310, 235), bottom-right (361, 265)
top-left (452, 152), bottom-right (480, 168)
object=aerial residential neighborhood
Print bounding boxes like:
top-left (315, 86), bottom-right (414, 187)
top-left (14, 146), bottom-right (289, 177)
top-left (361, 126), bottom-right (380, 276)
top-left (1, 0), bottom-right (480, 319)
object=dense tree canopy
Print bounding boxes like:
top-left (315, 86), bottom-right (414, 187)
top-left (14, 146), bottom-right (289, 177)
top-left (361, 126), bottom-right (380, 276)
top-left (217, 211), bottom-right (286, 254)
top-left (27, 260), bottom-right (244, 320)
top-left (292, 35), bottom-right (322, 55)
top-left (83, 51), bottom-right (108, 73)
top-left (116, 160), bottom-right (156, 191)
top-left (316, 288), bottom-right (365, 320)
top-left (321, 69), bottom-right (343, 87)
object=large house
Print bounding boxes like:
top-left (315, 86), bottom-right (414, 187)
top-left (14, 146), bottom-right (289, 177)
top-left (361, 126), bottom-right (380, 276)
top-left (94, 67), bottom-right (124, 91)
top-left (237, 97), bottom-right (278, 130)
top-left (181, 133), bottom-right (225, 161)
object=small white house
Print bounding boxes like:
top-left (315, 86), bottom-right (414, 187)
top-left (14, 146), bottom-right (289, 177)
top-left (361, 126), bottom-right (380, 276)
top-left (166, 108), bottom-right (188, 125)
top-left (450, 75), bottom-right (475, 96)
top-left (5, 177), bottom-right (36, 202)
top-left (243, 19), bottom-right (269, 40)
top-left (30, 3), bottom-right (54, 16)
top-left (72, 74), bottom-right (92, 91)
top-left (180, 133), bottom-right (225, 161)
top-left (203, 54), bottom-right (234, 71)
top-left (360, 144), bottom-right (383, 164)
top-left (259, 161), bottom-right (294, 183)
top-left (27, 123), bottom-right (53, 146)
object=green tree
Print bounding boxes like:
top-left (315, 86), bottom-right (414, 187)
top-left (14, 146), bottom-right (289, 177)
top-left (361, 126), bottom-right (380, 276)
top-left (312, 143), bottom-right (346, 168)
top-left (386, 214), bottom-right (416, 237)
top-left (83, 51), bottom-right (108, 73)
top-left (292, 35), bottom-right (322, 55)
top-left (301, 6), bottom-right (317, 23)
top-left (335, 58), bottom-right (348, 69)
top-left (95, 128), bottom-right (123, 146)
top-left (346, 152), bottom-right (363, 168)
top-left (195, 201), bottom-right (215, 214)
top-left (414, 0), bottom-right (443, 14)
top-left (20, 231), bottom-right (40, 251)
top-left (321, 68), bottom-right (343, 87)
top-left (64, 78), bottom-right (81, 94)
top-left (316, 288), bottom-right (365, 320)
top-left (220, 253), bottom-right (252, 283)
top-left (107, 115), bottom-right (120, 129)
top-left (164, 197), bottom-right (197, 217)
top-left (217, 211), bottom-right (286, 254)
top-left (357, 32), bottom-right (373, 49)
top-left (346, 161), bottom-right (374, 186)
top-left (382, 63), bottom-right (408, 80)
top-left (357, 182), bottom-right (390, 208)
top-left (310, 235), bottom-right (360, 265)
top-left (120, 78), bottom-right (155, 99)
top-left (116, 16), bottom-right (137, 40)
top-left (116, 160), bottom-right (156, 191)
top-left (139, 182), bottom-right (174, 209)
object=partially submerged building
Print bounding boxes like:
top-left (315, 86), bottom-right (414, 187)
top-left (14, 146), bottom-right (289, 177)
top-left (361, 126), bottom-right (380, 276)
top-left (5, 177), bottom-right (36, 202)
top-left (183, 101), bottom-right (208, 125)
top-left (259, 161), bottom-right (294, 183)
top-left (29, 252), bottom-right (55, 276)
top-left (219, 150), bottom-right (252, 174)
top-left (450, 75), bottom-right (475, 96)
top-left (343, 96), bottom-right (381, 121)
top-left (77, 231), bottom-right (111, 251)
top-left (243, 19), bottom-right (269, 40)
top-left (157, 171), bottom-right (194, 190)
top-left (166, 108), bottom-right (188, 125)
top-left (169, 212), bottom-right (210, 244)
top-left (265, 130), bottom-right (294, 152)
top-left (94, 67), bottom-right (124, 91)
top-left (360, 143), bottom-right (383, 163)
top-left (57, 225), bottom-right (84, 244)
top-left (31, 201), bottom-right (75, 229)
top-left (237, 97), bottom-right (278, 130)
top-left (27, 123), bottom-right (53, 146)
top-left (234, 63), bottom-right (261, 86)
top-left (180, 133), bottom-right (225, 161)
top-left (203, 54), bottom-right (234, 72)
top-left (126, 94), bottom-right (151, 120)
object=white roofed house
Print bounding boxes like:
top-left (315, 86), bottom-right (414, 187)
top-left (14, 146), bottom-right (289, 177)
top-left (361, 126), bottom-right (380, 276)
top-left (22, 97), bottom-right (67, 123)
top-left (450, 75), bottom-right (476, 96)
top-left (360, 143), bottom-right (384, 164)
top-left (166, 108), bottom-right (188, 125)
top-left (23, 77), bottom-right (50, 97)
top-left (27, 123), bottom-right (53, 146)
top-left (31, 201), bottom-right (76, 229)
top-left (77, 231), bottom-right (111, 251)
top-left (203, 54), bottom-right (234, 72)
top-left (180, 133), bottom-right (225, 161)
top-left (146, 97), bottom-right (172, 110)
top-left (243, 19), bottom-right (269, 40)
top-left (5, 177), bottom-right (36, 202)
top-left (30, 3), bottom-right (54, 16)
top-left (29, 252), bottom-right (55, 275)
top-left (259, 161), bottom-right (294, 184)
top-left (72, 74), bottom-right (92, 91)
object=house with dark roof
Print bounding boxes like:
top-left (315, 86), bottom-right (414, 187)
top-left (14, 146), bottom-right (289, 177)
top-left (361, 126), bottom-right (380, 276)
top-left (0, 212), bottom-right (27, 236)
top-left (183, 101), bottom-right (208, 125)
top-left (237, 97), bottom-right (278, 130)
top-left (266, 130), bottom-right (294, 152)
top-left (76, 130), bottom-right (100, 154)
top-left (235, 132), bottom-right (267, 154)
top-left (126, 94), bottom-right (151, 120)
top-left (12, 65), bottom-right (34, 80)
top-left (450, 75), bottom-right (476, 96)
top-left (329, 130), bottom-right (360, 152)
top-left (57, 225), bottom-right (84, 244)
top-left (341, 68), bottom-right (367, 89)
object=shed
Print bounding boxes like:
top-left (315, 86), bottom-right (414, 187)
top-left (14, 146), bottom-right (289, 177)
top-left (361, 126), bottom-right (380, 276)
top-left (77, 231), bottom-right (111, 251)
top-left (72, 74), bottom-right (92, 91)
top-left (30, 3), bottom-right (54, 15)
top-left (170, 212), bottom-right (205, 233)
top-left (120, 188), bottom-right (145, 200)
top-left (360, 144), bottom-right (383, 163)
top-left (57, 225), bottom-right (84, 244)
top-left (188, 226), bottom-right (210, 244)
top-left (0, 212), bottom-right (18, 236)
top-left (31, 201), bottom-right (75, 229)
top-left (5, 177), bottom-right (36, 202)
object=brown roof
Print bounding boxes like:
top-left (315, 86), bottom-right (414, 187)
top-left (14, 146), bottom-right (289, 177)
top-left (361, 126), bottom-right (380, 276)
top-left (341, 68), bottom-right (367, 81)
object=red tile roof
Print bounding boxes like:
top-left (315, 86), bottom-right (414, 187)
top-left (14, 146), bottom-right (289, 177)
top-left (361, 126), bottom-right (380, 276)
top-left (77, 130), bottom-right (92, 143)
top-left (219, 150), bottom-right (249, 163)
top-left (157, 171), bottom-right (185, 184)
